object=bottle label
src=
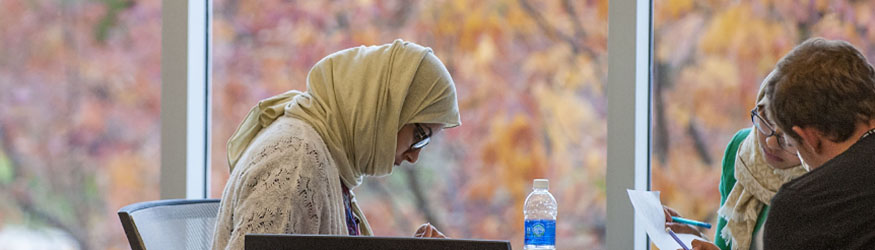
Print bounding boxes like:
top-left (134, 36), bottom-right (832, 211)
top-left (524, 219), bottom-right (556, 246)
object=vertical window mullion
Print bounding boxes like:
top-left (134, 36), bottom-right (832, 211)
top-left (606, 0), bottom-right (652, 249)
top-left (160, 0), bottom-right (210, 200)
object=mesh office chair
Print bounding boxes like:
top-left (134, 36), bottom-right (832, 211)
top-left (118, 199), bottom-right (220, 250)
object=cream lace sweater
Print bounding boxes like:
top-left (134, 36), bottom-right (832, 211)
top-left (211, 116), bottom-right (348, 250)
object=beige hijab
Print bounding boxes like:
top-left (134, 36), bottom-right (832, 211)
top-left (717, 71), bottom-right (807, 250)
top-left (225, 39), bottom-right (461, 234)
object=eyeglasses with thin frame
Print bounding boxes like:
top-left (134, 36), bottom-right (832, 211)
top-left (751, 107), bottom-right (776, 137)
top-left (750, 106), bottom-right (793, 149)
top-left (410, 123), bottom-right (432, 150)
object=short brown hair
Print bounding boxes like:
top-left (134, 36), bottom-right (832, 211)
top-left (765, 38), bottom-right (875, 142)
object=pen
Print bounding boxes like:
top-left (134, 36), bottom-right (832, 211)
top-left (666, 228), bottom-right (691, 250)
top-left (671, 216), bottom-right (712, 229)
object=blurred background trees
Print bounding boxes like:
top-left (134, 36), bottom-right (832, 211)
top-left (0, 0), bottom-right (161, 249)
top-left (210, 1), bottom-right (608, 249)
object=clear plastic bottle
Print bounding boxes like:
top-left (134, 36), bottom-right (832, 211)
top-left (524, 179), bottom-right (557, 250)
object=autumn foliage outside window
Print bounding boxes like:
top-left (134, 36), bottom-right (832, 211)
top-left (210, 1), bottom-right (608, 249)
top-left (3, 0), bottom-right (874, 249)
top-left (0, 0), bottom-right (161, 249)
top-left (652, 0), bottom-right (875, 240)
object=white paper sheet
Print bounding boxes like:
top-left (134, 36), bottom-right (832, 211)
top-left (627, 189), bottom-right (705, 250)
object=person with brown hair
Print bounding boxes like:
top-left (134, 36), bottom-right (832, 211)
top-left (761, 37), bottom-right (875, 249)
top-left (665, 70), bottom-right (807, 250)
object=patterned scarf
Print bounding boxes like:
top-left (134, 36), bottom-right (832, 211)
top-left (717, 73), bottom-right (806, 249)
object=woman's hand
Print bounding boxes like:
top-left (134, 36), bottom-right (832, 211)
top-left (663, 206), bottom-right (705, 238)
top-left (689, 239), bottom-right (720, 250)
top-left (413, 222), bottom-right (447, 238)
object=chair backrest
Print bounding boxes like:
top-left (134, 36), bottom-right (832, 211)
top-left (244, 234), bottom-right (513, 250)
top-left (118, 199), bottom-right (220, 250)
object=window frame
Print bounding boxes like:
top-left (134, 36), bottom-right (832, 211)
top-left (160, 0), bottom-right (211, 199)
top-left (161, 0), bottom-right (652, 247)
top-left (606, 0), bottom-right (652, 249)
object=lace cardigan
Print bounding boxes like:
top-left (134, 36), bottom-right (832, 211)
top-left (211, 116), bottom-right (350, 250)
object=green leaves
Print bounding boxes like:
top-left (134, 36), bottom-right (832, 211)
top-left (0, 147), bottom-right (12, 185)
top-left (94, 0), bottom-right (132, 42)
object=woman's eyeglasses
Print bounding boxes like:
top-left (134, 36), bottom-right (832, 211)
top-left (410, 124), bottom-right (432, 150)
top-left (750, 107), bottom-right (776, 137)
top-left (750, 107), bottom-right (793, 149)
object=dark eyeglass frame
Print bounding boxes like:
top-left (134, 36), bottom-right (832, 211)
top-left (410, 123), bottom-right (432, 150)
top-left (750, 106), bottom-right (776, 137)
top-left (750, 106), bottom-right (792, 149)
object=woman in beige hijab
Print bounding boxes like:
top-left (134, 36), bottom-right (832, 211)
top-left (665, 70), bottom-right (807, 250)
top-left (211, 40), bottom-right (461, 250)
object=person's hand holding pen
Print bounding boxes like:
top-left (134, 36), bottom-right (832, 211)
top-left (689, 239), bottom-right (720, 250)
top-left (663, 206), bottom-right (720, 250)
top-left (413, 222), bottom-right (447, 238)
top-left (663, 206), bottom-right (705, 238)
top-left (669, 227), bottom-right (720, 250)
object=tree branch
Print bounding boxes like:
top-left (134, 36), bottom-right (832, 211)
top-left (687, 122), bottom-right (713, 166)
top-left (403, 166), bottom-right (443, 231)
top-left (561, 0), bottom-right (586, 39)
top-left (371, 180), bottom-right (414, 232)
top-left (0, 125), bottom-right (90, 250)
top-left (517, 0), bottom-right (597, 58)
top-left (18, 201), bottom-right (90, 250)
top-left (388, 1), bottom-right (413, 29)
top-left (653, 62), bottom-right (670, 165)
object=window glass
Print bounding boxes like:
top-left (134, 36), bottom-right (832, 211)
top-left (652, 0), bottom-right (875, 240)
top-left (0, 0), bottom-right (162, 249)
top-left (211, 0), bottom-right (608, 248)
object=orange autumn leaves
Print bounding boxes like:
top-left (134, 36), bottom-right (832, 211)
top-left (653, 0), bottom-right (875, 240)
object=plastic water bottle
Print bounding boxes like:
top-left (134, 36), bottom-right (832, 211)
top-left (524, 179), bottom-right (557, 250)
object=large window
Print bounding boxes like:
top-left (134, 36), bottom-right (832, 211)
top-left (210, 0), bottom-right (608, 248)
top-left (7, 0), bottom-right (872, 249)
top-left (0, 0), bottom-right (162, 249)
top-left (652, 0), bottom-right (875, 239)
